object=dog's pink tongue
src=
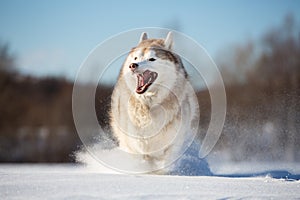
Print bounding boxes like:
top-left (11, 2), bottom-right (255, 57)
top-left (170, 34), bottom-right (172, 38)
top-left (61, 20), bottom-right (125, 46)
top-left (136, 70), bottom-right (157, 94)
top-left (141, 70), bottom-right (151, 83)
top-left (136, 74), bottom-right (146, 93)
top-left (137, 74), bottom-right (144, 87)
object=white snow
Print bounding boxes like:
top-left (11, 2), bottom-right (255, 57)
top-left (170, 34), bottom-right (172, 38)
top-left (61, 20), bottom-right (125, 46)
top-left (0, 164), bottom-right (299, 199)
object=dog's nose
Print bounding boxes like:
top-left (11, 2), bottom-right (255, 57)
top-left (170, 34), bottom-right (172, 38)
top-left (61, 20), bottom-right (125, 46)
top-left (129, 63), bottom-right (138, 71)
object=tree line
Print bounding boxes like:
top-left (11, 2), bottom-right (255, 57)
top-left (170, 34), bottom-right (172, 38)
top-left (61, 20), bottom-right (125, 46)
top-left (0, 15), bottom-right (299, 162)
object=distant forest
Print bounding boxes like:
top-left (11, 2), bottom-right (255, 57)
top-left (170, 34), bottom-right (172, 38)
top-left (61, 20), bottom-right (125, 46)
top-left (0, 16), bottom-right (299, 162)
top-left (213, 15), bottom-right (300, 161)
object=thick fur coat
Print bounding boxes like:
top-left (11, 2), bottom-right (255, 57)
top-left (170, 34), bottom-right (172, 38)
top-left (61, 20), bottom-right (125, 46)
top-left (110, 32), bottom-right (199, 173)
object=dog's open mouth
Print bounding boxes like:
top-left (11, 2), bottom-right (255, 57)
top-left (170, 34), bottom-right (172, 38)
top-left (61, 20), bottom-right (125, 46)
top-left (136, 70), bottom-right (158, 94)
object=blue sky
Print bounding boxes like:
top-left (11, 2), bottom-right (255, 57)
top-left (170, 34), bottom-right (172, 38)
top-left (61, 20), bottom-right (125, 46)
top-left (0, 0), bottom-right (299, 79)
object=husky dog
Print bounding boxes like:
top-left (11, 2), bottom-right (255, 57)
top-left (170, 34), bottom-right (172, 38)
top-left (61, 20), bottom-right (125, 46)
top-left (110, 32), bottom-right (199, 173)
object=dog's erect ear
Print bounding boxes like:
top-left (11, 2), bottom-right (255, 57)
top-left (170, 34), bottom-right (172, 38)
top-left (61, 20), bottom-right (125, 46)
top-left (139, 32), bottom-right (148, 43)
top-left (164, 31), bottom-right (173, 50)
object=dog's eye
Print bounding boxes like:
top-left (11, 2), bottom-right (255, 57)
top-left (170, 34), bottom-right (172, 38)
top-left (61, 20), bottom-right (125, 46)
top-left (148, 58), bottom-right (156, 61)
top-left (134, 57), bottom-right (137, 60)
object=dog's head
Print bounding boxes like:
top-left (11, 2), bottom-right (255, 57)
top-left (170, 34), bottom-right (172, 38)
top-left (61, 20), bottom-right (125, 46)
top-left (121, 32), bottom-right (187, 100)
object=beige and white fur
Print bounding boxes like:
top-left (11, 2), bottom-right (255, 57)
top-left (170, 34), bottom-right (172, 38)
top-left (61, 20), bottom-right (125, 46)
top-left (110, 32), bottom-right (199, 173)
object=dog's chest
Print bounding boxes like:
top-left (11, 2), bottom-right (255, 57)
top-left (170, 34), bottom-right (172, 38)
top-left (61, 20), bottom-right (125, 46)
top-left (127, 96), bottom-right (173, 131)
top-left (128, 98), bottom-right (151, 128)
